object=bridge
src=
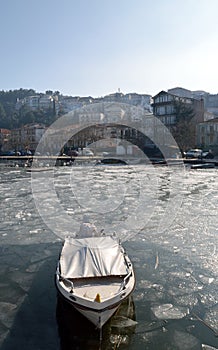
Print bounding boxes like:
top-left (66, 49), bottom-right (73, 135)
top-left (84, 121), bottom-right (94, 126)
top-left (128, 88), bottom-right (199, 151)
top-left (28, 102), bottom-right (182, 161)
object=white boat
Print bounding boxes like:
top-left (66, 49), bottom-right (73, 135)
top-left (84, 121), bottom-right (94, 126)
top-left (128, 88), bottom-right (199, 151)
top-left (55, 235), bottom-right (135, 328)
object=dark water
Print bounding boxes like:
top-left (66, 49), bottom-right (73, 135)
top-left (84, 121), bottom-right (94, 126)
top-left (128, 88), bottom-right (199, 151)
top-left (0, 165), bottom-right (217, 349)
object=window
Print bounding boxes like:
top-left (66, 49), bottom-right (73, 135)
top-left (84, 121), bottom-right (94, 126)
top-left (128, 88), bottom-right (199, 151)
top-left (159, 95), bottom-right (168, 102)
top-left (209, 135), bottom-right (214, 144)
top-left (156, 106), bottom-right (165, 115)
top-left (166, 105), bottom-right (173, 114)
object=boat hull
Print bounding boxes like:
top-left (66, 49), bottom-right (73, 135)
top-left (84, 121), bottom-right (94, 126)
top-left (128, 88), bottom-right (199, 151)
top-left (55, 271), bottom-right (135, 328)
top-left (74, 303), bottom-right (120, 328)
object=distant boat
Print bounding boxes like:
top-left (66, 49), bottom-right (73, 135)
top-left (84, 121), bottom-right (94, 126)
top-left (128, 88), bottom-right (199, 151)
top-left (26, 167), bottom-right (53, 172)
top-left (191, 163), bottom-right (215, 169)
top-left (55, 235), bottom-right (135, 328)
top-left (96, 158), bottom-right (128, 165)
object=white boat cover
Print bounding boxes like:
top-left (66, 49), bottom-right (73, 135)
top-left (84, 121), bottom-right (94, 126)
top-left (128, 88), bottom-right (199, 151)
top-left (60, 236), bottom-right (128, 279)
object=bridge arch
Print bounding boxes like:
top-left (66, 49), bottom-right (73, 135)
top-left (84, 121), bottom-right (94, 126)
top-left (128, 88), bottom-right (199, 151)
top-left (40, 102), bottom-right (182, 160)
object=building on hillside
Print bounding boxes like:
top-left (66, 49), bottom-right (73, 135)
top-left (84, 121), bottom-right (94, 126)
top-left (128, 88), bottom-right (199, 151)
top-left (168, 87), bottom-right (208, 100)
top-left (58, 96), bottom-right (91, 114)
top-left (53, 92), bottom-right (152, 114)
top-left (123, 93), bottom-right (152, 111)
top-left (59, 96), bottom-right (81, 113)
top-left (203, 94), bottom-right (218, 116)
top-left (168, 87), bottom-right (193, 99)
top-left (103, 92), bottom-right (124, 103)
top-left (15, 94), bottom-right (59, 115)
top-left (38, 95), bottom-right (53, 109)
top-left (197, 118), bottom-right (218, 154)
top-left (168, 87), bottom-right (218, 117)
top-left (79, 96), bottom-right (94, 105)
top-left (102, 92), bottom-right (152, 112)
top-left (10, 123), bottom-right (46, 152)
top-left (24, 96), bottom-right (40, 110)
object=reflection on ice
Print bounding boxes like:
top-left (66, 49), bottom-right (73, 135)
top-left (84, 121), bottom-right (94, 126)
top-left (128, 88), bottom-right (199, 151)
top-left (56, 296), bottom-right (136, 349)
top-left (0, 165), bottom-right (217, 349)
top-left (110, 316), bottom-right (138, 330)
top-left (109, 334), bottom-right (129, 346)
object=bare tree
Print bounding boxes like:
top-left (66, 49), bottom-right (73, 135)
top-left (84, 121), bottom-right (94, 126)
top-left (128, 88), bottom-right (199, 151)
top-left (172, 99), bottom-right (196, 151)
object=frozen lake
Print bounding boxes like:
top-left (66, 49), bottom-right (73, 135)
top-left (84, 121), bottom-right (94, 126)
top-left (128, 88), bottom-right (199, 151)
top-left (0, 163), bottom-right (217, 349)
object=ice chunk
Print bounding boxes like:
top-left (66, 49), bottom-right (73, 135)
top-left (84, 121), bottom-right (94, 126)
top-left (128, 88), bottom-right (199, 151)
top-left (26, 261), bottom-right (44, 273)
top-left (138, 279), bottom-right (153, 289)
top-left (151, 303), bottom-right (189, 319)
top-left (202, 345), bottom-right (218, 350)
top-left (173, 294), bottom-right (198, 308)
top-left (29, 229), bottom-right (42, 234)
top-left (0, 283), bottom-right (25, 305)
top-left (172, 330), bottom-right (200, 349)
top-left (198, 274), bottom-right (215, 285)
top-left (0, 323), bottom-right (9, 346)
top-left (0, 302), bottom-right (17, 328)
top-left (10, 270), bottom-right (34, 292)
top-left (136, 320), bottom-right (166, 333)
top-left (198, 293), bottom-right (217, 307)
top-left (204, 306), bottom-right (218, 333)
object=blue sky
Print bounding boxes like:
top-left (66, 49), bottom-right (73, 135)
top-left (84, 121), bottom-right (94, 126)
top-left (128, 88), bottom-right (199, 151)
top-left (1, 0), bottom-right (218, 97)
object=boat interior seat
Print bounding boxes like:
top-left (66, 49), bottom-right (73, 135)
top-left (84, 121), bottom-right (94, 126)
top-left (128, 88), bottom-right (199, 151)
top-left (72, 277), bottom-right (124, 300)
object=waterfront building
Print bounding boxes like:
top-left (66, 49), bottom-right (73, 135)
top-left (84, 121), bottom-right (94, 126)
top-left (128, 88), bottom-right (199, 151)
top-left (0, 129), bottom-right (11, 152)
top-left (197, 118), bottom-right (218, 154)
top-left (10, 123), bottom-right (46, 152)
top-left (151, 90), bottom-right (204, 148)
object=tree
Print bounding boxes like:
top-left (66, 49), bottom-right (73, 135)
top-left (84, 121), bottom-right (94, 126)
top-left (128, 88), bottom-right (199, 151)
top-left (45, 90), bottom-right (53, 95)
top-left (172, 99), bottom-right (196, 151)
top-left (0, 103), bottom-right (7, 128)
top-left (10, 113), bottom-right (19, 129)
top-left (20, 111), bottom-right (35, 125)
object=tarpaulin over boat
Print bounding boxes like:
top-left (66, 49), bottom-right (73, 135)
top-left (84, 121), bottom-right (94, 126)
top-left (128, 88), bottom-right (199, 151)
top-left (60, 236), bottom-right (128, 279)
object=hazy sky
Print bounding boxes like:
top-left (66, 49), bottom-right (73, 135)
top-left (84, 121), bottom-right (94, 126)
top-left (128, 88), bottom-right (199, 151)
top-left (1, 0), bottom-right (218, 97)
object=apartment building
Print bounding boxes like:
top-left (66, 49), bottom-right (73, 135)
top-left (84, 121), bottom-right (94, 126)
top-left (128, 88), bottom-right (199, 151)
top-left (10, 123), bottom-right (46, 151)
